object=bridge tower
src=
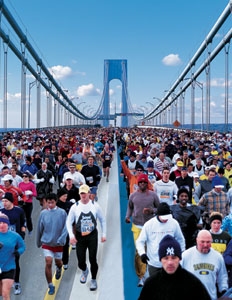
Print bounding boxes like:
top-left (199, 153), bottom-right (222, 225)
top-left (102, 59), bottom-right (128, 127)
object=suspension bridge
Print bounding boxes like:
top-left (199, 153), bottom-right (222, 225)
top-left (0, 1), bottom-right (231, 132)
top-left (0, 1), bottom-right (231, 299)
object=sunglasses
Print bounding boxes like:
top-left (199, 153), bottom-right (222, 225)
top-left (139, 181), bottom-right (148, 184)
top-left (22, 175), bottom-right (29, 178)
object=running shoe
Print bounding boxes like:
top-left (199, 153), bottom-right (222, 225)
top-left (14, 283), bottom-right (21, 295)
top-left (55, 267), bottom-right (62, 280)
top-left (48, 284), bottom-right (55, 295)
top-left (80, 268), bottom-right (89, 284)
top-left (90, 279), bottom-right (97, 291)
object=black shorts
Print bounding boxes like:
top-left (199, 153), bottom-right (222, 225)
top-left (103, 161), bottom-right (111, 168)
top-left (0, 269), bottom-right (15, 280)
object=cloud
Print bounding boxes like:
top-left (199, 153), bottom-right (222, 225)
top-left (162, 54), bottom-right (182, 66)
top-left (0, 92), bottom-right (22, 105)
top-left (10, 92), bottom-right (21, 100)
top-left (48, 65), bottom-right (73, 80)
top-left (211, 78), bottom-right (232, 87)
top-left (77, 83), bottom-right (101, 97)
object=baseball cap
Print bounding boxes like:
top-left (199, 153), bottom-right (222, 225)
top-left (64, 174), bottom-right (74, 180)
top-left (2, 174), bottom-right (13, 181)
top-left (79, 184), bottom-right (90, 194)
top-left (192, 172), bottom-right (199, 178)
top-left (176, 161), bottom-right (184, 167)
top-left (137, 174), bottom-right (148, 183)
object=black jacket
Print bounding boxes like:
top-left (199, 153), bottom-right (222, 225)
top-left (138, 265), bottom-right (211, 300)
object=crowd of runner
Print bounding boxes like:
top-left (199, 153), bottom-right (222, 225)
top-left (1, 125), bottom-right (232, 299)
top-left (117, 127), bottom-right (232, 299)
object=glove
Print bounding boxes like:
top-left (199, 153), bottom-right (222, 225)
top-left (140, 253), bottom-right (149, 264)
top-left (20, 232), bottom-right (25, 240)
top-left (70, 199), bottom-right (76, 204)
top-left (25, 190), bottom-right (33, 196)
top-left (49, 178), bottom-right (54, 184)
top-left (13, 250), bottom-right (20, 258)
top-left (18, 200), bottom-right (24, 207)
top-left (40, 178), bottom-right (45, 182)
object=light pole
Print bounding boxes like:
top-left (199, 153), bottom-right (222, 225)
top-left (87, 107), bottom-right (95, 126)
top-left (140, 106), bottom-right (150, 125)
top-left (76, 101), bottom-right (86, 110)
top-left (146, 101), bottom-right (155, 108)
top-left (140, 105), bottom-right (149, 116)
top-left (89, 108), bottom-right (95, 122)
top-left (69, 97), bottom-right (79, 125)
top-left (82, 105), bottom-right (91, 125)
top-left (153, 97), bottom-right (162, 125)
top-left (76, 101), bottom-right (86, 125)
top-left (28, 79), bottom-right (37, 128)
top-left (146, 102), bottom-right (155, 125)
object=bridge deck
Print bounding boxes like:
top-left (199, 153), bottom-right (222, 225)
top-left (11, 150), bottom-right (142, 300)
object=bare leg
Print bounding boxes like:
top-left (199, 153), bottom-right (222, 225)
top-left (1, 278), bottom-right (14, 300)
top-left (45, 256), bottom-right (53, 284)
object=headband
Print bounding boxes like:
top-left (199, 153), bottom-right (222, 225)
top-left (0, 218), bottom-right (9, 225)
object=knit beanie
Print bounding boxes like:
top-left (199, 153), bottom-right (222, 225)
top-left (209, 212), bottom-right (223, 224)
top-left (147, 161), bottom-right (154, 168)
top-left (157, 203), bottom-right (171, 216)
top-left (158, 235), bottom-right (182, 260)
top-left (0, 213), bottom-right (10, 225)
top-left (57, 189), bottom-right (68, 198)
top-left (212, 176), bottom-right (224, 188)
top-left (2, 192), bottom-right (14, 203)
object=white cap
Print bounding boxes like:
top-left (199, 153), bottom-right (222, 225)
top-left (64, 173), bottom-right (74, 180)
top-left (2, 174), bottom-right (13, 181)
top-left (193, 172), bottom-right (199, 178)
top-left (209, 165), bottom-right (217, 170)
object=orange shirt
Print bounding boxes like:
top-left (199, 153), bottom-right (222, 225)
top-left (121, 160), bottom-right (153, 195)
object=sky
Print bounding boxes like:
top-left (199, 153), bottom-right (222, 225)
top-left (0, 0), bottom-right (231, 128)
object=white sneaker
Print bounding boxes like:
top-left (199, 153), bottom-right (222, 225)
top-left (63, 264), bottom-right (68, 270)
top-left (137, 278), bottom-right (144, 287)
top-left (80, 268), bottom-right (89, 284)
top-left (90, 279), bottom-right (97, 291)
top-left (14, 283), bottom-right (21, 295)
